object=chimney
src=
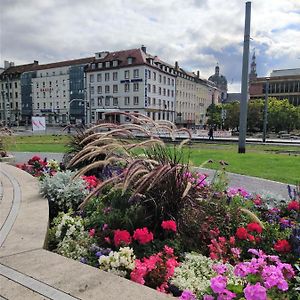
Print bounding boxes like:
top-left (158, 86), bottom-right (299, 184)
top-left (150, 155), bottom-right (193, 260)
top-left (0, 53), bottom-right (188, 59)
top-left (197, 70), bottom-right (200, 78)
top-left (34, 60), bottom-right (39, 65)
top-left (175, 61), bottom-right (179, 70)
top-left (4, 61), bottom-right (10, 69)
top-left (141, 45), bottom-right (147, 53)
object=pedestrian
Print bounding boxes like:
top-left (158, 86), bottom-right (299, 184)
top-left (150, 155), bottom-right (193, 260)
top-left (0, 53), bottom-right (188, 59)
top-left (208, 126), bottom-right (214, 140)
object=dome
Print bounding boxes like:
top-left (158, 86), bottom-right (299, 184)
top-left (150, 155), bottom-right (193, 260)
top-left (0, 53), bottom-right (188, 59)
top-left (208, 65), bottom-right (228, 90)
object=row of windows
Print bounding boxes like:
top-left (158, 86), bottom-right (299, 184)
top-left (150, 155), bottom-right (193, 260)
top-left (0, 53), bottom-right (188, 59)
top-left (90, 83), bottom-right (175, 97)
top-left (36, 91), bottom-right (66, 98)
top-left (35, 101), bottom-right (67, 109)
top-left (92, 96), bottom-right (140, 107)
top-left (146, 97), bottom-right (174, 109)
top-left (35, 80), bottom-right (67, 88)
top-left (1, 82), bottom-right (18, 89)
top-left (90, 69), bottom-right (140, 83)
top-left (263, 81), bottom-right (300, 94)
top-left (1, 92), bottom-right (18, 98)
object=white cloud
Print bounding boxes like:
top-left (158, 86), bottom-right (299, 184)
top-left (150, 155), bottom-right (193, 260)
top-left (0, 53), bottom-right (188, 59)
top-left (1, 0), bottom-right (300, 92)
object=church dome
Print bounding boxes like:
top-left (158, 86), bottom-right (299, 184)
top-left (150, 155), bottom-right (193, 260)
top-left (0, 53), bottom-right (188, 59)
top-left (208, 65), bottom-right (228, 90)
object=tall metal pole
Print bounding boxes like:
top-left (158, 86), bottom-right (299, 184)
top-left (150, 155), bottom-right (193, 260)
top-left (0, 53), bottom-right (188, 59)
top-left (238, 1), bottom-right (252, 153)
top-left (262, 79), bottom-right (269, 143)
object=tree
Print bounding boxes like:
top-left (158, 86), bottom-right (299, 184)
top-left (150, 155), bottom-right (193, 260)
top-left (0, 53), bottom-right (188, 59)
top-left (223, 102), bottom-right (240, 130)
top-left (206, 104), bottom-right (222, 128)
top-left (247, 99), bottom-right (264, 132)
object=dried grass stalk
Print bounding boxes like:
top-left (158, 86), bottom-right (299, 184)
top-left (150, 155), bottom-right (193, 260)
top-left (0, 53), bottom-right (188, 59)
top-left (182, 182), bottom-right (192, 199)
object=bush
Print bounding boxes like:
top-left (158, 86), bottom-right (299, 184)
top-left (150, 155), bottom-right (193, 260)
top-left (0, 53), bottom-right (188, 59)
top-left (40, 170), bottom-right (88, 217)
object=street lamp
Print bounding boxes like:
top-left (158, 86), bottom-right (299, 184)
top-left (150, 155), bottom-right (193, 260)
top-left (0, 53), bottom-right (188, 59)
top-left (262, 78), bottom-right (270, 143)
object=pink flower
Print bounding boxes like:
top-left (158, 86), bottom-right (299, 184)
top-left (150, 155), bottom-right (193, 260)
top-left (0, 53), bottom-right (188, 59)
top-left (113, 229), bottom-right (132, 247)
top-left (203, 296), bottom-right (214, 300)
top-left (244, 283), bottom-right (267, 300)
top-left (133, 227), bottom-right (153, 244)
top-left (163, 245), bottom-right (174, 256)
top-left (161, 220), bottom-right (177, 232)
top-left (89, 228), bottom-right (95, 237)
top-left (180, 290), bottom-right (197, 300)
top-left (210, 275), bottom-right (227, 293)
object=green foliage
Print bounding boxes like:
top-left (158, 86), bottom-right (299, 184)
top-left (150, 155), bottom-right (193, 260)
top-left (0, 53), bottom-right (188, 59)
top-left (207, 103), bottom-right (222, 127)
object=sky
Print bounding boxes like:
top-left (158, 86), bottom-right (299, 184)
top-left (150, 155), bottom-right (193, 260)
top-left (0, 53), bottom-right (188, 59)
top-left (1, 0), bottom-right (300, 92)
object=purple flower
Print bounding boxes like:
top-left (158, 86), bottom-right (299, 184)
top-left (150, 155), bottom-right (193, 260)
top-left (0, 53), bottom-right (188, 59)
top-left (96, 251), bottom-right (103, 258)
top-left (179, 290), bottom-right (197, 300)
top-left (210, 275), bottom-right (227, 294)
top-left (217, 289), bottom-right (236, 300)
top-left (244, 283), bottom-right (267, 300)
top-left (80, 257), bottom-right (87, 264)
top-left (102, 223), bottom-right (108, 231)
top-left (203, 296), bottom-right (214, 300)
top-left (213, 264), bottom-right (227, 275)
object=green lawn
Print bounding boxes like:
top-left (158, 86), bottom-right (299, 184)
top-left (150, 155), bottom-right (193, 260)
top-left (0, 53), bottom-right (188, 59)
top-left (3, 135), bottom-right (300, 184)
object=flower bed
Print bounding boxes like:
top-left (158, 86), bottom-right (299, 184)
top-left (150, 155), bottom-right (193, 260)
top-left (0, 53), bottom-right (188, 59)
top-left (19, 114), bottom-right (300, 300)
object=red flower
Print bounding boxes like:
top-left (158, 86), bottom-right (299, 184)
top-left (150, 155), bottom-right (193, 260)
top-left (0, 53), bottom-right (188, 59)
top-left (236, 227), bottom-right (248, 240)
top-left (161, 220), bottom-right (177, 232)
top-left (247, 222), bottom-right (263, 234)
top-left (287, 201), bottom-right (300, 211)
top-left (229, 236), bottom-right (235, 245)
top-left (133, 227), bottom-right (154, 244)
top-left (114, 229), bottom-right (132, 247)
top-left (247, 234), bottom-right (255, 242)
top-left (274, 239), bottom-right (292, 254)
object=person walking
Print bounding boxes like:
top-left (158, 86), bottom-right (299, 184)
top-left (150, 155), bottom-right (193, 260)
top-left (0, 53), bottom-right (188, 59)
top-left (208, 126), bottom-right (214, 140)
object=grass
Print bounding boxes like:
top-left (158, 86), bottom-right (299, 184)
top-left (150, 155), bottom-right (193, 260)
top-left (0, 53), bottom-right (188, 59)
top-left (3, 135), bottom-right (300, 184)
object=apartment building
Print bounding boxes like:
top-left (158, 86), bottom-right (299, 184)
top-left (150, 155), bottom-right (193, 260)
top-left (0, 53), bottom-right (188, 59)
top-left (85, 46), bottom-right (176, 124)
top-left (0, 61), bottom-right (38, 125)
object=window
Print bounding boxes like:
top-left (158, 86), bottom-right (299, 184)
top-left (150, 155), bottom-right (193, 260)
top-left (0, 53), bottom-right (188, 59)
top-left (153, 98), bottom-right (156, 105)
top-left (127, 57), bottom-right (133, 64)
top-left (159, 75), bottom-right (162, 83)
top-left (124, 83), bottom-right (130, 92)
top-left (163, 88), bottom-right (166, 96)
top-left (97, 74), bottom-right (102, 82)
top-left (153, 72), bottom-right (156, 80)
top-left (37, 92), bottom-right (39, 98)
top-left (147, 84), bottom-right (151, 93)
top-left (113, 60), bottom-right (118, 67)
top-left (9, 83), bottom-right (12, 89)
top-left (133, 69), bottom-right (139, 78)
top-left (158, 87), bottom-right (161, 95)
top-left (113, 85), bottom-right (118, 93)
top-left (97, 86), bottom-right (102, 94)
top-left (148, 97), bottom-right (151, 105)
top-left (90, 86), bottom-right (94, 94)
top-left (124, 97), bottom-right (130, 105)
top-left (15, 92), bottom-right (18, 98)
top-left (43, 102), bottom-right (46, 108)
top-left (43, 92), bottom-right (46, 98)
top-left (159, 99), bottom-right (161, 106)
top-left (98, 62), bottom-right (103, 68)
top-left (105, 85), bottom-right (110, 93)
top-left (105, 97), bottom-right (110, 106)
top-left (167, 89), bottom-right (170, 97)
top-left (171, 90), bottom-right (174, 97)
top-left (91, 98), bottom-right (95, 107)
top-left (113, 72), bottom-right (118, 81)
top-left (98, 97), bottom-right (103, 106)
top-left (105, 73), bottom-right (110, 81)
top-left (113, 97), bottom-right (118, 106)
top-left (152, 85), bottom-right (156, 93)
top-left (148, 70), bottom-right (151, 79)
top-left (90, 74), bottom-right (94, 83)
top-left (37, 103), bottom-right (40, 109)
top-left (15, 82), bottom-right (17, 88)
top-left (133, 83), bottom-right (139, 92)
top-left (168, 78), bottom-right (170, 85)
top-left (163, 76), bottom-right (166, 84)
top-left (124, 70), bottom-right (130, 79)
top-left (105, 61), bottom-right (110, 68)
top-left (133, 96), bottom-right (139, 105)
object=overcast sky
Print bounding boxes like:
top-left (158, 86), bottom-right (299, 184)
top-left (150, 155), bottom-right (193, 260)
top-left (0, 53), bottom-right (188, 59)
top-left (1, 0), bottom-right (300, 92)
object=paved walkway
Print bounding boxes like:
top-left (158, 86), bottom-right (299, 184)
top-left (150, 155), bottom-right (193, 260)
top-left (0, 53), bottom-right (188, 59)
top-left (11, 151), bottom-right (292, 199)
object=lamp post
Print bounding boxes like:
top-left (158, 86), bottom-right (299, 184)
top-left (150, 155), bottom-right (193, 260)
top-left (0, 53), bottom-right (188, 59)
top-left (262, 78), bottom-right (269, 143)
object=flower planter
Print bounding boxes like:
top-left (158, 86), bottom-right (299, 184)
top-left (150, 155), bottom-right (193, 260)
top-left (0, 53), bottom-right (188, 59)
top-left (0, 154), bottom-right (15, 164)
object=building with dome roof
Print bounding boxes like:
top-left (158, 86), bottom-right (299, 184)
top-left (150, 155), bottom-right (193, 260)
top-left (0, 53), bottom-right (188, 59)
top-left (208, 64), bottom-right (228, 102)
